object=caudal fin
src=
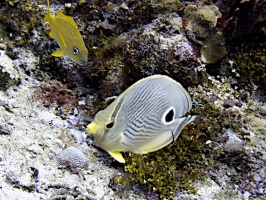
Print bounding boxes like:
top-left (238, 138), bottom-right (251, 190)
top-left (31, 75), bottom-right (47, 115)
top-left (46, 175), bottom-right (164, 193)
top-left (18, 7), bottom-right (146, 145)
top-left (43, 0), bottom-right (51, 23)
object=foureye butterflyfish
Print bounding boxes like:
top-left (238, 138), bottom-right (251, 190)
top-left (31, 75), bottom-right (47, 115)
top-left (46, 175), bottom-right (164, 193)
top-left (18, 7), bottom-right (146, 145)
top-left (86, 75), bottom-right (196, 163)
top-left (43, 0), bottom-right (88, 65)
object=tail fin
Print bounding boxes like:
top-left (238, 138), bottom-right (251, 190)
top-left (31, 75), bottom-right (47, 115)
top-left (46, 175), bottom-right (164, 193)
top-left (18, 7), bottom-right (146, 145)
top-left (43, 0), bottom-right (51, 23)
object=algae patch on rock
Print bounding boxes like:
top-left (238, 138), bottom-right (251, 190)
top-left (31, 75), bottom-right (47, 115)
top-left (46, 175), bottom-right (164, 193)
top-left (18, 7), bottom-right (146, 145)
top-left (123, 125), bottom-right (209, 199)
top-left (183, 5), bottom-right (226, 64)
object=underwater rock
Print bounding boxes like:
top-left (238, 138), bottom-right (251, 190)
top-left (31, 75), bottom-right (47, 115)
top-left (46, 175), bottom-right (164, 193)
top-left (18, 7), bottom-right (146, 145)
top-left (55, 146), bottom-right (89, 169)
top-left (183, 5), bottom-right (226, 64)
top-left (0, 117), bottom-right (12, 135)
top-left (149, 0), bottom-right (184, 15)
top-left (223, 130), bottom-right (244, 153)
top-left (215, 0), bottom-right (266, 39)
top-left (0, 50), bottom-right (20, 90)
top-left (68, 128), bottom-right (85, 144)
top-left (124, 12), bottom-right (204, 87)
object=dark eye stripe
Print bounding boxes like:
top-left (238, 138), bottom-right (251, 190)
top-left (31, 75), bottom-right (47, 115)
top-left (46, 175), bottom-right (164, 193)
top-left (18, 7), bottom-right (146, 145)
top-left (111, 96), bottom-right (125, 119)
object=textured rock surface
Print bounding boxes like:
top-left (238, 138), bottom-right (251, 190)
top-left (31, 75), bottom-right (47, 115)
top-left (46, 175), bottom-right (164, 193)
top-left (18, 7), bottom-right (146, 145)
top-left (0, 65), bottom-right (142, 199)
top-left (0, 50), bottom-right (20, 90)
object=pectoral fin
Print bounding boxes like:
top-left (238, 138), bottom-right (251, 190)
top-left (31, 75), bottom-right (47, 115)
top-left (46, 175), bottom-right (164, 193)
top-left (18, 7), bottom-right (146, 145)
top-left (52, 49), bottom-right (65, 57)
top-left (108, 151), bottom-right (125, 163)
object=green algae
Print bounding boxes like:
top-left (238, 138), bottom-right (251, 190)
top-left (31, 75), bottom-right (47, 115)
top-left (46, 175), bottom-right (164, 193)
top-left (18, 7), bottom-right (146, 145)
top-left (124, 125), bottom-right (208, 199)
top-left (233, 37), bottom-right (266, 89)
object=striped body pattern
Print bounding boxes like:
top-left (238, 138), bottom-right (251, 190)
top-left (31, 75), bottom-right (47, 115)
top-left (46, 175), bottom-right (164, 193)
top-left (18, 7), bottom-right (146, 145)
top-left (86, 75), bottom-right (196, 163)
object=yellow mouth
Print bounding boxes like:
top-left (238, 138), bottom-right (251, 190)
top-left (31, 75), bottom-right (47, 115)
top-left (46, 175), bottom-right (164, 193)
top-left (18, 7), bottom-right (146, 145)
top-left (86, 122), bottom-right (102, 134)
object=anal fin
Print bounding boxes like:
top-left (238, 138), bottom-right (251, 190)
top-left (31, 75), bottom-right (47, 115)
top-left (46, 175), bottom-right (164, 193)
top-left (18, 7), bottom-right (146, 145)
top-left (52, 48), bottom-right (65, 57)
top-left (108, 151), bottom-right (125, 163)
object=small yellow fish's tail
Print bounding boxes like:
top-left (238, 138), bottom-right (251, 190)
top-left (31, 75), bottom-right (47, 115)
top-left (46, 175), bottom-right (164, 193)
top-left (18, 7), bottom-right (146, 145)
top-left (43, 0), bottom-right (51, 23)
top-left (47, 0), bottom-right (50, 8)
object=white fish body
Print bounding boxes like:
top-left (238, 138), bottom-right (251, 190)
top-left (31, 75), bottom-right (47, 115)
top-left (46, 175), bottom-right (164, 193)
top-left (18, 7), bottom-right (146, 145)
top-left (86, 75), bottom-right (196, 163)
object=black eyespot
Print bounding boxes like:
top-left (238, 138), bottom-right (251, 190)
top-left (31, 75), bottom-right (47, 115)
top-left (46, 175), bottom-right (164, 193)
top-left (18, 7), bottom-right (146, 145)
top-left (106, 122), bottom-right (114, 129)
top-left (165, 109), bottom-right (174, 123)
top-left (73, 47), bottom-right (79, 55)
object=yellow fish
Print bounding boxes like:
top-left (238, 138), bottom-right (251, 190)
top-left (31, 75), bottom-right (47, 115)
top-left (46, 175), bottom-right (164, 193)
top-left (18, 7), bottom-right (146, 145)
top-left (86, 75), bottom-right (196, 163)
top-left (43, 0), bottom-right (88, 65)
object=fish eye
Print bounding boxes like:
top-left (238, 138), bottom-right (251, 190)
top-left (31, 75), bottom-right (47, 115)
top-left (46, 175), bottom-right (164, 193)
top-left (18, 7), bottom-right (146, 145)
top-left (162, 107), bottom-right (175, 124)
top-left (106, 121), bottom-right (114, 129)
top-left (73, 47), bottom-right (79, 55)
top-left (165, 109), bottom-right (174, 122)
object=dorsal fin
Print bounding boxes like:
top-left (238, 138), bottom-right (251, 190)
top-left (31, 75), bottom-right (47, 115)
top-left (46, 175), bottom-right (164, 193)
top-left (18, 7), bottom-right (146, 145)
top-left (55, 10), bottom-right (79, 29)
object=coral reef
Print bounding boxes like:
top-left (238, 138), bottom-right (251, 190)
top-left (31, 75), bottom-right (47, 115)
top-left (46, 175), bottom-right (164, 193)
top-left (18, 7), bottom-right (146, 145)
top-left (55, 146), bottom-right (89, 180)
top-left (0, 0), bottom-right (265, 199)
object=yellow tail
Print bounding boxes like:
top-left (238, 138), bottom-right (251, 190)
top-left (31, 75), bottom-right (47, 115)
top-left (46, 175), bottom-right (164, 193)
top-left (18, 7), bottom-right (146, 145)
top-left (47, 0), bottom-right (50, 10)
top-left (43, 0), bottom-right (51, 23)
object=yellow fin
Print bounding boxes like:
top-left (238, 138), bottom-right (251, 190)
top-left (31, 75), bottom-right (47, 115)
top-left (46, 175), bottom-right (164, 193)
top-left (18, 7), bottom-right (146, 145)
top-left (52, 48), bottom-right (65, 57)
top-left (56, 10), bottom-right (67, 18)
top-left (43, 0), bottom-right (52, 23)
top-left (56, 10), bottom-right (79, 29)
top-left (108, 151), bottom-right (125, 163)
top-left (49, 30), bottom-right (54, 39)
